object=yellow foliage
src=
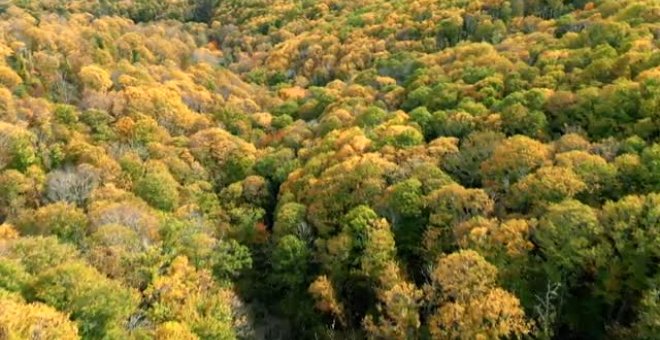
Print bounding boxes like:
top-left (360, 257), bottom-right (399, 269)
top-left (279, 86), bottom-right (307, 100)
top-left (428, 288), bottom-right (530, 340)
top-left (155, 321), bottom-right (199, 340)
top-left (364, 278), bottom-right (422, 340)
top-left (79, 64), bottom-right (113, 92)
top-left (309, 275), bottom-right (346, 326)
top-left (460, 218), bottom-right (534, 258)
top-left (427, 250), bottom-right (531, 339)
top-left (0, 66), bottom-right (22, 89)
top-left (0, 224), bottom-right (19, 240)
top-left (481, 135), bottom-right (550, 190)
top-left (146, 256), bottom-right (237, 338)
top-left (433, 250), bottom-right (498, 300)
top-left (0, 293), bottom-right (80, 340)
top-left (0, 87), bottom-right (15, 121)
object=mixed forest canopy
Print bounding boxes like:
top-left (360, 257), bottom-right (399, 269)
top-left (0, 0), bottom-right (659, 338)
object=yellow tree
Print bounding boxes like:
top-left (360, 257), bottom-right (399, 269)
top-left (423, 183), bottom-right (494, 258)
top-left (0, 291), bottom-right (79, 340)
top-left (146, 256), bottom-right (244, 339)
top-left (79, 64), bottom-right (113, 92)
top-left (363, 263), bottom-right (422, 340)
top-left (481, 135), bottom-right (550, 193)
top-left (426, 250), bottom-right (531, 339)
top-left (506, 166), bottom-right (586, 212)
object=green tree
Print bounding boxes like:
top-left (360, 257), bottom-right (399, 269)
top-left (28, 261), bottom-right (140, 339)
top-left (134, 167), bottom-right (180, 211)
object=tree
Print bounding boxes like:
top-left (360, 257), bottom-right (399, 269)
top-left (383, 178), bottom-right (424, 220)
top-left (270, 235), bottom-right (310, 289)
top-left (0, 258), bottom-right (29, 293)
top-left (427, 184), bottom-right (494, 228)
top-left (426, 250), bottom-right (531, 339)
top-left (424, 183), bottom-right (494, 257)
top-left (79, 64), bottom-right (113, 92)
top-left (363, 263), bottom-right (422, 340)
top-left (301, 154), bottom-right (396, 236)
top-left (633, 287), bottom-right (660, 339)
top-left (481, 135), bottom-right (550, 193)
top-left (309, 275), bottom-right (346, 327)
top-left (211, 239), bottom-right (252, 281)
top-left (0, 291), bottom-right (80, 340)
top-left (443, 130), bottom-right (505, 187)
top-left (2, 236), bottom-right (79, 274)
top-left (45, 164), bottom-right (99, 206)
top-left (189, 128), bottom-right (257, 188)
top-left (134, 166), bottom-right (180, 211)
top-left (0, 66), bottom-right (22, 89)
top-left (0, 122), bottom-right (37, 172)
top-left (600, 194), bottom-right (660, 295)
top-left (500, 102), bottom-right (548, 137)
top-left (155, 321), bottom-right (199, 340)
top-left (0, 170), bottom-right (31, 220)
top-left (88, 197), bottom-right (161, 247)
top-left (555, 150), bottom-right (618, 201)
top-left (375, 125), bottom-right (424, 149)
top-left (273, 202), bottom-right (309, 240)
top-left (535, 200), bottom-right (608, 280)
top-left (507, 166), bottom-right (586, 212)
top-left (28, 261), bottom-right (140, 339)
top-left (14, 202), bottom-right (89, 243)
top-left (146, 256), bottom-right (238, 339)
top-left (85, 223), bottom-right (146, 281)
top-left (436, 15), bottom-right (463, 48)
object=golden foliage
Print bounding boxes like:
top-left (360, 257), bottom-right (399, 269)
top-left (0, 292), bottom-right (80, 340)
top-left (309, 275), bottom-right (346, 326)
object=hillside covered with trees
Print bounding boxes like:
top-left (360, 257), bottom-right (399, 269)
top-left (0, 0), bottom-right (659, 339)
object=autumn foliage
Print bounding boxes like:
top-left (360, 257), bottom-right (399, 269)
top-left (0, 0), bottom-right (658, 339)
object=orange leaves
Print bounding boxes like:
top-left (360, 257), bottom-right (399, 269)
top-left (309, 275), bottom-right (346, 326)
top-left (0, 224), bottom-right (19, 240)
top-left (278, 86), bottom-right (308, 100)
top-left (481, 135), bottom-right (550, 192)
top-left (433, 250), bottom-right (498, 301)
top-left (428, 288), bottom-right (530, 340)
top-left (427, 250), bottom-right (531, 339)
top-left (458, 218), bottom-right (534, 259)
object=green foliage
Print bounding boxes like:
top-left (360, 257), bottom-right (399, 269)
top-left (535, 200), bottom-right (608, 279)
top-left (270, 235), bottom-right (309, 288)
top-left (212, 239), bottom-right (253, 281)
top-left (134, 168), bottom-right (180, 211)
top-left (0, 259), bottom-right (29, 293)
top-left (14, 202), bottom-right (89, 243)
top-left (4, 236), bottom-right (79, 274)
top-left (28, 261), bottom-right (139, 339)
top-left (386, 178), bottom-right (424, 218)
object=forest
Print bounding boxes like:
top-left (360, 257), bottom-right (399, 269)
top-left (0, 0), bottom-right (658, 339)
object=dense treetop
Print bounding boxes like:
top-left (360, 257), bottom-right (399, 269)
top-left (0, 0), bottom-right (658, 338)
